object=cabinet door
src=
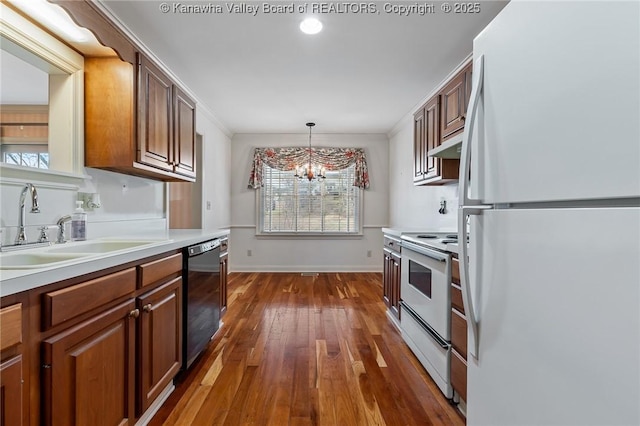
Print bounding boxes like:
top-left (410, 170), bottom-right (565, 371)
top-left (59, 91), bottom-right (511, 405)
top-left (219, 253), bottom-right (228, 319)
top-left (413, 108), bottom-right (426, 183)
top-left (451, 348), bottom-right (467, 401)
top-left (390, 252), bottom-right (401, 319)
top-left (0, 355), bottom-right (23, 426)
top-left (42, 300), bottom-right (137, 426)
top-left (382, 251), bottom-right (392, 308)
top-left (138, 54), bottom-right (173, 172)
top-left (173, 87), bottom-right (196, 179)
top-left (138, 277), bottom-right (182, 413)
top-left (440, 70), bottom-right (466, 140)
top-left (424, 95), bottom-right (440, 180)
top-left (464, 62), bottom-right (473, 112)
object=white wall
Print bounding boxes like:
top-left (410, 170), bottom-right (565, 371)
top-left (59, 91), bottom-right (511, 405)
top-left (230, 133), bottom-right (389, 272)
top-left (388, 114), bottom-right (459, 231)
top-left (196, 107), bottom-right (231, 231)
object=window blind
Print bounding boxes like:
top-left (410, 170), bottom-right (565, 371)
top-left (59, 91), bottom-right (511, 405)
top-left (260, 163), bottom-right (360, 233)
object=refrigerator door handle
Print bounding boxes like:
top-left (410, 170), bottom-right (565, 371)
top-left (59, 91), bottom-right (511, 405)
top-left (459, 54), bottom-right (484, 207)
top-left (458, 54), bottom-right (490, 360)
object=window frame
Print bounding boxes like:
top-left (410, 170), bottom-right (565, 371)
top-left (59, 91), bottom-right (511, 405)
top-left (255, 164), bottom-right (364, 238)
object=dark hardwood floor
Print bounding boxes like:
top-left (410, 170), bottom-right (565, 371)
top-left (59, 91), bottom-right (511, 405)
top-left (149, 273), bottom-right (465, 425)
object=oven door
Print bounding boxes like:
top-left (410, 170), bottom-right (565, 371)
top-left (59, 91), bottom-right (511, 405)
top-left (400, 240), bottom-right (451, 339)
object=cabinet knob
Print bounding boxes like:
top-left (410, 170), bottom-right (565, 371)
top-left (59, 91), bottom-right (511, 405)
top-left (129, 309), bottom-right (140, 318)
top-left (143, 304), bottom-right (152, 313)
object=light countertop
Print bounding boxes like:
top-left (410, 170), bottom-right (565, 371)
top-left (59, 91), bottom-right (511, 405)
top-left (382, 228), bottom-right (460, 255)
top-left (0, 229), bottom-right (229, 297)
top-left (382, 227), bottom-right (456, 238)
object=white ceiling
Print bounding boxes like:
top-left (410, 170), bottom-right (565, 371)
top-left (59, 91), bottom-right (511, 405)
top-left (105, 1), bottom-right (506, 134)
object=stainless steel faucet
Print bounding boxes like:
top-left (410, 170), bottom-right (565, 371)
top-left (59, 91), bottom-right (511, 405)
top-left (15, 183), bottom-right (40, 245)
top-left (56, 215), bottom-right (72, 244)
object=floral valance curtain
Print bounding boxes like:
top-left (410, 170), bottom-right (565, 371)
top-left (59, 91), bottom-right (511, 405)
top-left (248, 147), bottom-right (370, 189)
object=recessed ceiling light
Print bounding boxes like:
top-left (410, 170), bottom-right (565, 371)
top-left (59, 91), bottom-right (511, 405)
top-left (300, 18), bottom-right (323, 35)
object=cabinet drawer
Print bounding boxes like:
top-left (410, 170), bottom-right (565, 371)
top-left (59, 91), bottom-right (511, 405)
top-left (451, 283), bottom-right (465, 314)
top-left (43, 268), bottom-right (136, 329)
top-left (451, 257), bottom-right (460, 284)
top-left (139, 253), bottom-right (182, 288)
top-left (451, 307), bottom-right (467, 357)
top-left (0, 303), bottom-right (22, 351)
top-left (451, 348), bottom-right (467, 401)
top-left (383, 236), bottom-right (401, 254)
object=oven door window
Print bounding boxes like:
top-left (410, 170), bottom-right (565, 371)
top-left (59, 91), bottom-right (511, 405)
top-left (408, 259), bottom-right (432, 298)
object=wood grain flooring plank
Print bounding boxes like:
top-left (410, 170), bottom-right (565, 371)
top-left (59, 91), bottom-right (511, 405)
top-left (150, 273), bottom-right (465, 426)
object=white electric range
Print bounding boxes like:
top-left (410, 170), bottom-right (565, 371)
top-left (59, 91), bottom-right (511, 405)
top-left (398, 231), bottom-right (462, 399)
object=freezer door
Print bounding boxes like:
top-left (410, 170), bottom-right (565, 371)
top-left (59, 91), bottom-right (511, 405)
top-left (472, 1), bottom-right (640, 204)
top-left (467, 207), bottom-right (640, 425)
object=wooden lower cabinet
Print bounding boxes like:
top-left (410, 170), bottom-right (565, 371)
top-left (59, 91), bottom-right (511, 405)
top-left (1, 298), bottom-right (28, 426)
top-left (389, 252), bottom-right (401, 319)
top-left (451, 348), bottom-right (467, 401)
top-left (42, 300), bottom-right (137, 426)
top-left (382, 236), bottom-right (401, 321)
top-left (220, 251), bottom-right (228, 319)
top-left (450, 256), bottom-right (467, 404)
top-left (0, 355), bottom-right (23, 426)
top-left (138, 277), bottom-right (182, 413)
top-left (383, 250), bottom-right (392, 308)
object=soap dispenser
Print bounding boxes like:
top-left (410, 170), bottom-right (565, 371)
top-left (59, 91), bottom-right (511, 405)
top-left (71, 201), bottom-right (87, 241)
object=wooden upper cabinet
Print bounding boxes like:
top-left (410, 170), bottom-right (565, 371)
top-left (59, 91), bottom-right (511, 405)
top-left (440, 69), bottom-right (467, 141)
top-left (84, 54), bottom-right (196, 182)
top-left (464, 63), bottom-right (473, 112)
top-left (54, 0), bottom-right (196, 182)
top-left (138, 54), bottom-right (174, 173)
top-left (413, 95), bottom-right (459, 186)
top-left (424, 95), bottom-right (440, 180)
top-left (173, 86), bottom-right (197, 179)
top-left (413, 108), bottom-right (426, 182)
top-left (413, 95), bottom-right (441, 184)
top-left (413, 61), bottom-right (471, 186)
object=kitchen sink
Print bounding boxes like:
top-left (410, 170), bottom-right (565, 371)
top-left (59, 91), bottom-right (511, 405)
top-left (0, 253), bottom-right (89, 269)
top-left (47, 240), bottom-right (155, 254)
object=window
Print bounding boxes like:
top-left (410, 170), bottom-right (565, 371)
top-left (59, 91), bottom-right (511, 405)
top-left (259, 163), bottom-right (361, 234)
top-left (2, 146), bottom-right (49, 169)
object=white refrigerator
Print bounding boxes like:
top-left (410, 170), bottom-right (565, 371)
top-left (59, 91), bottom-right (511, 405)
top-left (458, 1), bottom-right (640, 425)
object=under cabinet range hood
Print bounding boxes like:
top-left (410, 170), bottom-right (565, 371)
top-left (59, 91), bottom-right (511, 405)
top-left (428, 133), bottom-right (463, 158)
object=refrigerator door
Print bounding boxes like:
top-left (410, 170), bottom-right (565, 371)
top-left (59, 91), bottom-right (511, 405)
top-left (472, 1), bottom-right (640, 204)
top-left (467, 207), bottom-right (640, 425)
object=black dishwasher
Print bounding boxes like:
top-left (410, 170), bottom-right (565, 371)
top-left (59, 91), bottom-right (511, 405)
top-left (183, 239), bottom-right (221, 370)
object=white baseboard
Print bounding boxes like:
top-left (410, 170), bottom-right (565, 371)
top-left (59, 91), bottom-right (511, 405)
top-left (229, 265), bottom-right (382, 273)
top-left (135, 381), bottom-right (174, 426)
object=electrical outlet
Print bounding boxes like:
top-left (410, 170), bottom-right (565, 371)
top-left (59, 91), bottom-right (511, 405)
top-left (367, 250), bottom-right (372, 258)
top-left (247, 249), bottom-right (252, 257)
top-left (206, 201), bottom-right (211, 210)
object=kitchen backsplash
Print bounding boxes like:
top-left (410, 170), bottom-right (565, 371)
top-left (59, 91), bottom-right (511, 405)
top-left (0, 167), bottom-right (166, 246)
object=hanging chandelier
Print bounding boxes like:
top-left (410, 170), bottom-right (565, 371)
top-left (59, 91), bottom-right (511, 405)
top-left (295, 122), bottom-right (326, 181)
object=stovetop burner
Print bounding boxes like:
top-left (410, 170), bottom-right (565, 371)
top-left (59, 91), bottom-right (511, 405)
top-left (445, 234), bottom-right (458, 239)
top-left (417, 234), bottom-right (438, 239)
